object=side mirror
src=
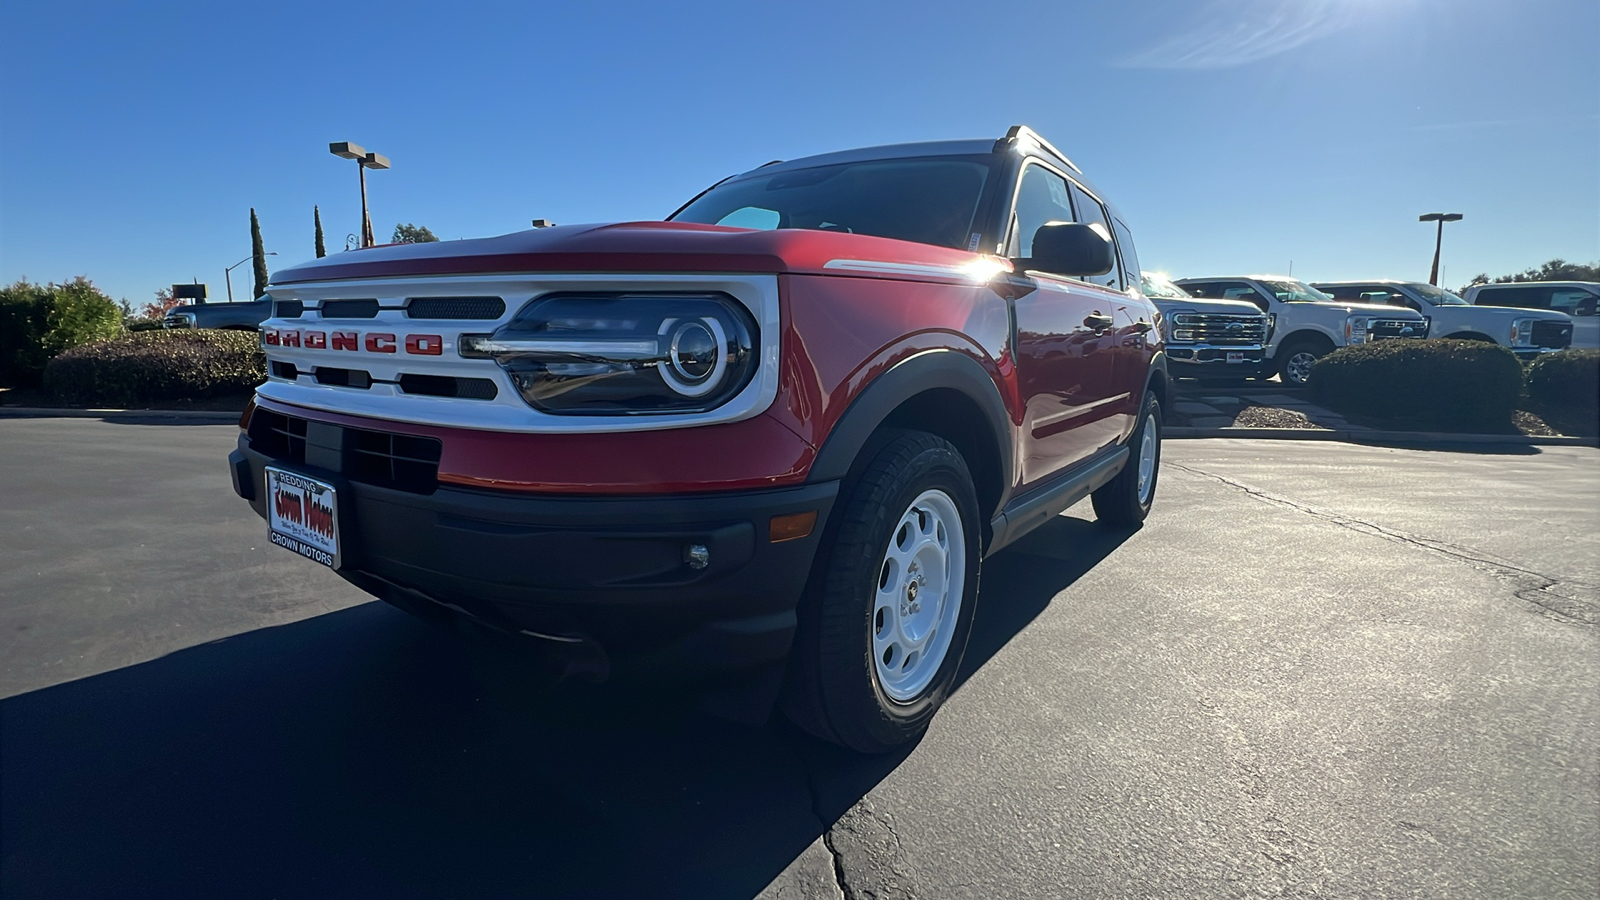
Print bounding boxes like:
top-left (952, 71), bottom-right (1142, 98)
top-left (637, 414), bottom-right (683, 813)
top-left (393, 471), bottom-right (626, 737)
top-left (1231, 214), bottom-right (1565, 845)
top-left (1020, 222), bottom-right (1113, 276)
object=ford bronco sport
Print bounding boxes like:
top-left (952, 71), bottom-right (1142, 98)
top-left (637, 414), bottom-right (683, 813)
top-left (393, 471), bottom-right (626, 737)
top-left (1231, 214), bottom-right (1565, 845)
top-left (230, 126), bottom-right (1168, 752)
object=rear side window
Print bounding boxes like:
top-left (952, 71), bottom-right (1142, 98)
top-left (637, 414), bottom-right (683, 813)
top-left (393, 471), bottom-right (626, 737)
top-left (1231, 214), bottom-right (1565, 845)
top-left (1551, 289), bottom-right (1599, 317)
top-left (1111, 218), bottom-right (1140, 289)
top-left (1474, 285), bottom-right (1540, 308)
top-left (1068, 184), bottom-right (1121, 290)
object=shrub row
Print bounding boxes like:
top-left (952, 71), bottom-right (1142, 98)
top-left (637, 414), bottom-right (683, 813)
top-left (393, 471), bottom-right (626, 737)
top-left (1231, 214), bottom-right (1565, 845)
top-left (43, 330), bottom-right (266, 407)
top-left (0, 278), bottom-right (122, 386)
top-left (1311, 339), bottom-right (1526, 432)
top-left (1525, 349), bottom-right (1599, 416)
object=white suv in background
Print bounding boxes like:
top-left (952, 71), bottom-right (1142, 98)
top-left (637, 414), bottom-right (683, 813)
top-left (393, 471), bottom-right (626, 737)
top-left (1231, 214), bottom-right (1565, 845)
top-left (1314, 280), bottom-right (1573, 359)
top-left (1462, 281), bottom-right (1599, 350)
top-left (1175, 275), bottom-right (1428, 386)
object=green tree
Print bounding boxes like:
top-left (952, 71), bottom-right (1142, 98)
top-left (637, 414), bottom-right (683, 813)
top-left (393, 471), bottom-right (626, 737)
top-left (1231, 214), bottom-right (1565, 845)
top-left (0, 277), bottom-right (122, 386)
top-left (314, 205), bottom-right (326, 258)
top-left (1461, 258), bottom-right (1600, 293)
top-left (250, 208), bottom-right (269, 298)
top-left (392, 223), bottom-right (440, 244)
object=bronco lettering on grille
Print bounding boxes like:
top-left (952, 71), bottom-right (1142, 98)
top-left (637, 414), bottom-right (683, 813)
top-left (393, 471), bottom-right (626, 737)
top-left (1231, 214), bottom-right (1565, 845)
top-left (264, 329), bottom-right (442, 354)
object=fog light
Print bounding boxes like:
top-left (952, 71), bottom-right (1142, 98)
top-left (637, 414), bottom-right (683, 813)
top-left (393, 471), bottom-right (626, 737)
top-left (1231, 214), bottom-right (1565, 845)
top-left (684, 543), bottom-right (710, 570)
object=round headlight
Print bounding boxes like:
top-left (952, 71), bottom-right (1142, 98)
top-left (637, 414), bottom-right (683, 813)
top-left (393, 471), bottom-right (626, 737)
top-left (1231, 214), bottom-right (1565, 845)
top-left (661, 317), bottom-right (727, 395)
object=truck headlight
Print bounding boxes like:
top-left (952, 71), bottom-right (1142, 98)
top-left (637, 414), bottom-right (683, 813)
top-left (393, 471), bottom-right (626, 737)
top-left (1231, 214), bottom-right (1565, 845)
top-left (459, 293), bottom-right (757, 414)
top-left (1168, 311), bottom-right (1197, 343)
top-left (1346, 316), bottom-right (1371, 344)
top-left (1510, 318), bottom-right (1535, 347)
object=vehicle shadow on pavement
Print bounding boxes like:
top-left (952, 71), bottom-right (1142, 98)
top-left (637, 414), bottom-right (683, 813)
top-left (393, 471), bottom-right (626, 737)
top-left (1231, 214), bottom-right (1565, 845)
top-left (0, 516), bottom-right (1128, 900)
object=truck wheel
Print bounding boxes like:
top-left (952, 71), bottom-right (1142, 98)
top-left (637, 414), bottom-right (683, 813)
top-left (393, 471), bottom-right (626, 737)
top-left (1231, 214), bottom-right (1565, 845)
top-left (1092, 390), bottom-right (1161, 527)
top-left (1277, 341), bottom-right (1326, 387)
top-left (783, 432), bottom-right (981, 753)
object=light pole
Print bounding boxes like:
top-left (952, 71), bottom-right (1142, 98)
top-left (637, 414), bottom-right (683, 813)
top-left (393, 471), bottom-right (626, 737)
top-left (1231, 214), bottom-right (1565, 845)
top-left (225, 252), bottom-right (277, 303)
top-left (1418, 212), bottom-right (1463, 286)
top-left (330, 142), bottom-right (390, 248)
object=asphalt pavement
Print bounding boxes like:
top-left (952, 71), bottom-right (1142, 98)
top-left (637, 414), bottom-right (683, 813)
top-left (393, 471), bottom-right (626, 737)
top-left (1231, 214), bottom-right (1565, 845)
top-left (1, 418), bottom-right (1596, 899)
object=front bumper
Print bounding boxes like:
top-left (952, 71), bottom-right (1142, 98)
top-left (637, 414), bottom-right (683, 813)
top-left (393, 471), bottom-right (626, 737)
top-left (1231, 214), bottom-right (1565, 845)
top-left (231, 433), bottom-right (838, 681)
top-left (1165, 345), bottom-right (1266, 377)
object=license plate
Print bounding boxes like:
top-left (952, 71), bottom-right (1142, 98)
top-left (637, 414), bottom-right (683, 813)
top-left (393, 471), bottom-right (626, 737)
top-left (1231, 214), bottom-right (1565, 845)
top-left (1227, 352), bottom-right (1246, 363)
top-left (265, 467), bottom-right (341, 569)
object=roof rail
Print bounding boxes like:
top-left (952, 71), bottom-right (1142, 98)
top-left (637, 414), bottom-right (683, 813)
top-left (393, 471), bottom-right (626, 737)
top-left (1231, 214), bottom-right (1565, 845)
top-left (994, 125), bottom-right (1081, 174)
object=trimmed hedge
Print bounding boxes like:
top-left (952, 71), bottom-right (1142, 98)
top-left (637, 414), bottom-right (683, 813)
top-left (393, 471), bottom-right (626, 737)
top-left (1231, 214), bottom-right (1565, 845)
top-left (1525, 349), bottom-right (1599, 415)
top-left (44, 330), bottom-right (265, 407)
top-left (1311, 338), bottom-right (1524, 432)
top-left (0, 277), bottom-right (123, 386)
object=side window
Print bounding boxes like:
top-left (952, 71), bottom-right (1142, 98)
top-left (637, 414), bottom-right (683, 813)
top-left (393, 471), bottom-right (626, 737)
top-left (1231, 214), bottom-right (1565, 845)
top-left (1479, 286), bottom-right (1537, 308)
top-left (1008, 164), bottom-right (1076, 258)
top-left (1550, 289), bottom-right (1598, 316)
top-left (1067, 183), bottom-right (1121, 290)
top-left (1111, 218), bottom-right (1140, 290)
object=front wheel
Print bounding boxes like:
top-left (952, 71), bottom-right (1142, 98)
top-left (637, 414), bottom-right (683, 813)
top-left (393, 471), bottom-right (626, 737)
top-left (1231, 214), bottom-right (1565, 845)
top-left (1277, 342), bottom-right (1325, 387)
top-left (783, 432), bottom-right (981, 753)
top-left (1092, 390), bottom-right (1162, 527)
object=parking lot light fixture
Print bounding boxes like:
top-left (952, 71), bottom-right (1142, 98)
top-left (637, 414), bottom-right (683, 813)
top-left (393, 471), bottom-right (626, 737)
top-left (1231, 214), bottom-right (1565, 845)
top-left (330, 142), bottom-right (389, 248)
top-left (1419, 213), bottom-right (1464, 286)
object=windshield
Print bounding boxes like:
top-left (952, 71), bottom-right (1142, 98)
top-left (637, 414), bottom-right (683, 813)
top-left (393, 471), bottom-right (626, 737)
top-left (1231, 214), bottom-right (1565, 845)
top-left (1140, 272), bottom-right (1191, 299)
top-left (1259, 279), bottom-right (1335, 303)
top-left (1409, 283), bottom-right (1470, 306)
top-left (670, 156), bottom-right (995, 251)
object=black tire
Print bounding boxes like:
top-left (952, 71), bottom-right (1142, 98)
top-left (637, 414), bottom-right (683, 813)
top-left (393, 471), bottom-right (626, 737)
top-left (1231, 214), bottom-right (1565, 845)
top-left (1091, 390), bottom-right (1162, 527)
top-left (782, 431), bottom-right (981, 753)
top-left (1276, 340), bottom-right (1328, 387)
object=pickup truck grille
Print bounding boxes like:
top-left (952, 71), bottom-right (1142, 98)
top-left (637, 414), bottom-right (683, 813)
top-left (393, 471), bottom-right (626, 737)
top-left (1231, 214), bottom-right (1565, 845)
top-left (1532, 320), bottom-right (1573, 349)
top-left (1173, 313), bottom-right (1268, 345)
top-left (247, 408), bottom-right (442, 494)
top-left (1370, 318), bottom-right (1427, 339)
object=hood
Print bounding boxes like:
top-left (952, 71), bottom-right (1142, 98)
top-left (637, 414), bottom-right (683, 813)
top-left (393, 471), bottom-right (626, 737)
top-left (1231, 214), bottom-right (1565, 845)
top-left (1326, 302), bottom-right (1427, 317)
top-left (269, 221), bottom-right (991, 286)
top-left (1148, 296), bottom-right (1263, 316)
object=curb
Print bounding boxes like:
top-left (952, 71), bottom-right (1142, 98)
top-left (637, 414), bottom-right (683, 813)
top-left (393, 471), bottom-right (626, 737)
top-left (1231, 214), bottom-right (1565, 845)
top-left (1166, 426), bottom-right (1598, 447)
top-left (0, 407), bottom-right (242, 423)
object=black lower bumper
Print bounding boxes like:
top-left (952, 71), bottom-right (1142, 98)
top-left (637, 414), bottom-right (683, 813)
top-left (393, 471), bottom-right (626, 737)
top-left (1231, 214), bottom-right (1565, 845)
top-left (231, 435), bottom-right (837, 682)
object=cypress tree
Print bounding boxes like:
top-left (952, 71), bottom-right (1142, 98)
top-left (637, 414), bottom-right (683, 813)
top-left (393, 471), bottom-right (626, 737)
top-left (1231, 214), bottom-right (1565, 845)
top-left (250, 208), bottom-right (269, 298)
top-left (314, 205), bottom-right (326, 258)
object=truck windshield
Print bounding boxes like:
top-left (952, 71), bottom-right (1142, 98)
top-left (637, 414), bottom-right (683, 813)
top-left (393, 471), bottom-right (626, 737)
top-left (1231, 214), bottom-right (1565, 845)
top-left (1259, 280), bottom-right (1335, 303)
top-left (670, 156), bottom-right (995, 251)
top-left (1140, 273), bottom-right (1191, 299)
top-left (1409, 283), bottom-right (1470, 306)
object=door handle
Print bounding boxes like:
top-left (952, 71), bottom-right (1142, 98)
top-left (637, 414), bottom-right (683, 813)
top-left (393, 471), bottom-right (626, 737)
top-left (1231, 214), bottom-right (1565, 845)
top-left (1084, 313), bottom-right (1115, 331)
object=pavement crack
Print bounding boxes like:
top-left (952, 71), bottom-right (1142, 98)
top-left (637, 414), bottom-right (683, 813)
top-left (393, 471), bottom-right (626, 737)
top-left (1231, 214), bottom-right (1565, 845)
top-left (1168, 461), bottom-right (1599, 626)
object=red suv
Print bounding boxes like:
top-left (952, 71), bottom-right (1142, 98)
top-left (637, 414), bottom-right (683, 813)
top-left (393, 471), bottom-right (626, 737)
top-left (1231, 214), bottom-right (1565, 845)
top-left (230, 126), bottom-right (1167, 751)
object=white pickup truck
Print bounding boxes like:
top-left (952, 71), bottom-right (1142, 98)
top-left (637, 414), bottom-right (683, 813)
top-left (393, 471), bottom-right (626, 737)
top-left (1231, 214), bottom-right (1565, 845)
top-left (1140, 272), bottom-right (1269, 381)
top-left (1313, 280), bottom-right (1573, 359)
top-left (1175, 275), bottom-right (1429, 386)
top-left (1462, 281), bottom-right (1598, 351)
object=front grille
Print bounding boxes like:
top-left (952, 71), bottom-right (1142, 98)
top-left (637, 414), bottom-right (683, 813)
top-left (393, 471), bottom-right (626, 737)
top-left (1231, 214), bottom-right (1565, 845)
top-left (317, 299), bottom-right (381, 318)
top-left (1532, 320), bottom-right (1573, 349)
top-left (398, 373), bottom-right (499, 400)
top-left (1371, 318), bottom-right (1427, 339)
top-left (247, 409), bottom-right (442, 494)
top-left (313, 367), bottom-right (372, 389)
top-left (406, 297), bottom-right (506, 320)
top-left (274, 300), bottom-right (304, 318)
top-left (344, 429), bottom-right (443, 494)
top-left (270, 361), bottom-right (300, 380)
top-left (1172, 313), bottom-right (1267, 345)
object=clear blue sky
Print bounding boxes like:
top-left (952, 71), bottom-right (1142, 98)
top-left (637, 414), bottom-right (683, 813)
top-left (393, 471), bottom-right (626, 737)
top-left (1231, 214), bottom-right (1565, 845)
top-left (2, 0), bottom-right (1595, 307)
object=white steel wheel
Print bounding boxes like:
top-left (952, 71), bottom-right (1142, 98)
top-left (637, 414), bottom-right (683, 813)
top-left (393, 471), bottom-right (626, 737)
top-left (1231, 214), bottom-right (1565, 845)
top-left (872, 489), bottom-right (966, 703)
top-left (1135, 412), bottom-right (1158, 507)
